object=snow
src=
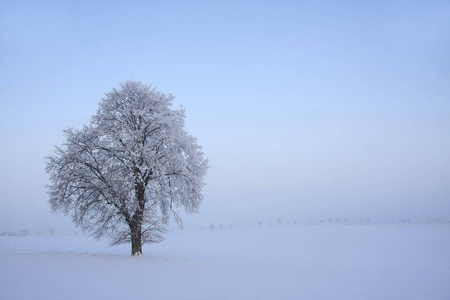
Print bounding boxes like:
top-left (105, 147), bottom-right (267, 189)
top-left (1, 225), bottom-right (449, 300)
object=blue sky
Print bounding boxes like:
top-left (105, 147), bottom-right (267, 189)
top-left (1, 0), bottom-right (449, 233)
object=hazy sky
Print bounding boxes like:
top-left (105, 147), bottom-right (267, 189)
top-left (1, 0), bottom-right (449, 233)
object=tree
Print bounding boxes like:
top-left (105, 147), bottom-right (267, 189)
top-left (46, 81), bottom-right (208, 255)
top-left (48, 228), bottom-right (55, 236)
top-left (20, 229), bottom-right (29, 236)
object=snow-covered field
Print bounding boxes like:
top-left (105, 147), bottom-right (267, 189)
top-left (1, 225), bottom-right (449, 300)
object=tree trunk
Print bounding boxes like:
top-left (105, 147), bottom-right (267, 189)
top-left (130, 222), bottom-right (142, 256)
top-left (130, 179), bottom-right (146, 256)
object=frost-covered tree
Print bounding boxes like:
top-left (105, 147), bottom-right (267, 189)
top-left (46, 81), bottom-right (208, 255)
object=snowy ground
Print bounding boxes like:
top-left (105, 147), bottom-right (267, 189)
top-left (1, 224), bottom-right (449, 300)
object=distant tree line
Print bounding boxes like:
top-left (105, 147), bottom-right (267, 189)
top-left (0, 228), bottom-right (57, 237)
top-left (199, 217), bottom-right (449, 232)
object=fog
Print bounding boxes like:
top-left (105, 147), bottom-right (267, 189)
top-left (1, 0), bottom-right (449, 235)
